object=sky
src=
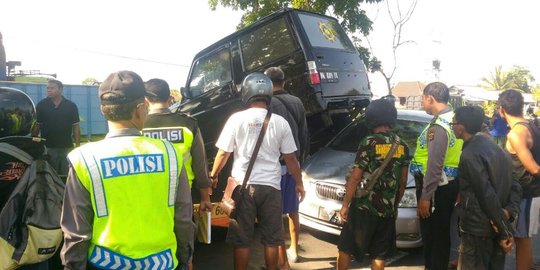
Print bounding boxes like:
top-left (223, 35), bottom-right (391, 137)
top-left (1, 0), bottom-right (539, 97)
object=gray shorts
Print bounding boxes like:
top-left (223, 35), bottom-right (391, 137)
top-left (226, 184), bottom-right (284, 248)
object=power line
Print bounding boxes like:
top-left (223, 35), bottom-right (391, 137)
top-left (72, 47), bottom-right (191, 68)
top-left (7, 35), bottom-right (191, 68)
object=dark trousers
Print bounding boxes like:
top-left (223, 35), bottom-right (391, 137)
top-left (416, 178), bottom-right (459, 270)
top-left (458, 232), bottom-right (505, 270)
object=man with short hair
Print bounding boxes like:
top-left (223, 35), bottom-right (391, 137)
top-left (410, 82), bottom-right (463, 270)
top-left (61, 71), bottom-right (194, 270)
top-left (143, 78), bottom-right (212, 213)
top-left (265, 66), bottom-right (309, 267)
top-left (498, 89), bottom-right (540, 270)
top-left (210, 73), bottom-right (304, 270)
top-left (337, 99), bottom-right (410, 270)
top-left (451, 105), bottom-right (521, 270)
top-left (33, 79), bottom-right (80, 176)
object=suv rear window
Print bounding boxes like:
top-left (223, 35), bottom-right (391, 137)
top-left (298, 13), bottom-right (355, 51)
top-left (240, 18), bottom-right (296, 71)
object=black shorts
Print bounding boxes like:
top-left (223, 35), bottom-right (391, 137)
top-left (337, 206), bottom-right (395, 261)
top-left (226, 184), bottom-right (284, 247)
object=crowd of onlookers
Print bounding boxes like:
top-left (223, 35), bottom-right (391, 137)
top-left (1, 70), bottom-right (539, 270)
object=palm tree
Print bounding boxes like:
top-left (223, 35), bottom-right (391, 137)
top-left (480, 66), bottom-right (513, 90)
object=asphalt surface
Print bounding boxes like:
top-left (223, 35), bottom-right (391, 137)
top-left (192, 220), bottom-right (540, 270)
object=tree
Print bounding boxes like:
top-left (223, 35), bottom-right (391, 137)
top-left (360, 0), bottom-right (418, 95)
top-left (208, 0), bottom-right (383, 71)
top-left (480, 65), bottom-right (536, 92)
top-left (82, 77), bottom-right (99, 85)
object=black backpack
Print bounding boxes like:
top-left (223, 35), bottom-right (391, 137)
top-left (0, 140), bottom-right (65, 269)
top-left (515, 120), bottom-right (540, 198)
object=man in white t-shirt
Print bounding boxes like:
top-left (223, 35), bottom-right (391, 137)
top-left (210, 73), bottom-right (305, 270)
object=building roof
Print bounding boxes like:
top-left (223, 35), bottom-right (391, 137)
top-left (451, 85), bottom-right (536, 103)
top-left (391, 81), bottom-right (426, 97)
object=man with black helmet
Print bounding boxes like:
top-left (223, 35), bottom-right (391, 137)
top-left (210, 73), bottom-right (304, 270)
top-left (337, 99), bottom-right (410, 270)
top-left (0, 87), bottom-right (50, 269)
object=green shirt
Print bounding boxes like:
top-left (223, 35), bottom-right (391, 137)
top-left (353, 132), bottom-right (410, 218)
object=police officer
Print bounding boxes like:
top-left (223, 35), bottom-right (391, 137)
top-left (143, 78), bottom-right (212, 213)
top-left (60, 71), bottom-right (195, 270)
top-left (410, 82), bottom-right (463, 270)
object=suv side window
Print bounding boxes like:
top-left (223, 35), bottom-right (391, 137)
top-left (240, 18), bottom-right (296, 71)
top-left (188, 48), bottom-right (232, 97)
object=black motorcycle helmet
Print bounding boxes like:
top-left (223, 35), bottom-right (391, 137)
top-left (0, 87), bottom-right (36, 137)
top-left (365, 98), bottom-right (397, 129)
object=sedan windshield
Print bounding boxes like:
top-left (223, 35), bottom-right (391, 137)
top-left (329, 117), bottom-right (428, 153)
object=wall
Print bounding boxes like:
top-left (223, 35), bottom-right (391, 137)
top-left (0, 81), bottom-right (107, 136)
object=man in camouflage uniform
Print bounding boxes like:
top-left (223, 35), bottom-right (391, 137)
top-left (336, 99), bottom-right (410, 270)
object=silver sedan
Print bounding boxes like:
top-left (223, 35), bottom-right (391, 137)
top-left (299, 109), bottom-right (431, 248)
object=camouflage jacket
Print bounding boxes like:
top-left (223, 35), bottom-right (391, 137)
top-left (352, 132), bottom-right (410, 218)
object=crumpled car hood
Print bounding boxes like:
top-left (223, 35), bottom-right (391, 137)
top-left (303, 147), bottom-right (416, 187)
top-left (303, 147), bottom-right (355, 185)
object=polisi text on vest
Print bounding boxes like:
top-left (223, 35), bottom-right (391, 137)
top-left (100, 154), bottom-right (165, 178)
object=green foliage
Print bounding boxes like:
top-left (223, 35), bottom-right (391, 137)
top-left (480, 65), bottom-right (536, 93)
top-left (82, 77), bottom-right (99, 85)
top-left (209, 0), bottom-right (381, 34)
top-left (208, 0), bottom-right (383, 70)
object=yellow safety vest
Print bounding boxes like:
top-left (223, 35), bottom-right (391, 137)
top-left (143, 126), bottom-right (194, 187)
top-left (410, 110), bottom-right (463, 177)
top-left (68, 136), bottom-right (182, 270)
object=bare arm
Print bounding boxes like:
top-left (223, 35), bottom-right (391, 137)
top-left (209, 149), bottom-right (231, 188)
top-left (283, 152), bottom-right (304, 202)
top-left (396, 166), bottom-right (409, 205)
top-left (73, 123), bottom-right (81, 147)
top-left (339, 167), bottom-right (363, 222)
top-left (507, 126), bottom-right (540, 177)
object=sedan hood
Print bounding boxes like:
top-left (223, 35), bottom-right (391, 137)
top-left (303, 147), bottom-right (416, 187)
top-left (303, 147), bottom-right (355, 185)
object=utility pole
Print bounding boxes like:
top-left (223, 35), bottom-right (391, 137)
top-left (0, 32), bottom-right (6, 81)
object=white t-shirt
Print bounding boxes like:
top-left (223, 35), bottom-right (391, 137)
top-left (216, 107), bottom-right (297, 190)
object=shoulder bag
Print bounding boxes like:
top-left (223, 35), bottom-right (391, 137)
top-left (219, 110), bottom-right (272, 217)
top-left (354, 136), bottom-right (401, 198)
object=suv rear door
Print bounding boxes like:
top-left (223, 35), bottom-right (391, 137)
top-left (295, 12), bottom-right (370, 101)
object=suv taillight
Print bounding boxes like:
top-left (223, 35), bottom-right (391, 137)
top-left (307, 61), bottom-right (320, 85)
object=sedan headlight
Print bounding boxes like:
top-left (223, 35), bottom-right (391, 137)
top-left (398, 188), bottom-right (417, 208)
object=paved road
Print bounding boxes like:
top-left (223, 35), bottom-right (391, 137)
top-left (192, 221), bottom-right (540, 270)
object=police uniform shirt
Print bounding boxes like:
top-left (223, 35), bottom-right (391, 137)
top-left (421, 107), bottom-right (451, 201)
top-left (60, 128), bottom-right (194, 269)
top-left (144, 108), bottom-right (211, 190)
